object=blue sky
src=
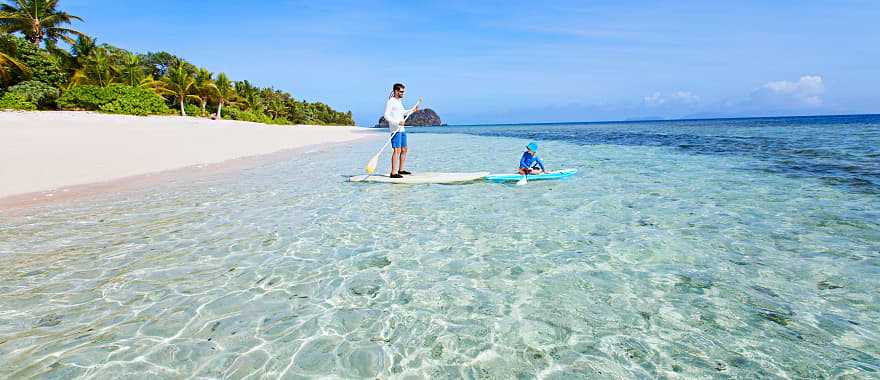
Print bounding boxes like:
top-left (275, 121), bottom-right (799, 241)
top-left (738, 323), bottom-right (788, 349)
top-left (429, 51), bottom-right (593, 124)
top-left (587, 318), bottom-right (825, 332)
top-left (63, 0), bottom-right (879, 125)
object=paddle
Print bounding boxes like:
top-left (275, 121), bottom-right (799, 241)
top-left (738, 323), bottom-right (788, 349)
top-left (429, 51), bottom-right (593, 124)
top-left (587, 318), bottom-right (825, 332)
top-left (365, 98), bottom-right (422, 175)
top-left (364, 126), bottom-right (401, 175)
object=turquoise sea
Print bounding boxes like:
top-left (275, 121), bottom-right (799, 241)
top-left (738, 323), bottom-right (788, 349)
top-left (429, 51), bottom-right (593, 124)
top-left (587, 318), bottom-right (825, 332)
top-left (1, 115), bottom-right (878, 378)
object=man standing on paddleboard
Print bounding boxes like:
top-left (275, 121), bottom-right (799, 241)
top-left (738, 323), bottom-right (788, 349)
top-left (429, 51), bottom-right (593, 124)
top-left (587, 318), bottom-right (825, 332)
top-left (384, 83), bottom-right (420, 178)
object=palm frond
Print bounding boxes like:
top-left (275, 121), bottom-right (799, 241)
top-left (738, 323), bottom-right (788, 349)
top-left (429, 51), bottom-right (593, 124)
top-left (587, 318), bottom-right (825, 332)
top-left (0, 50), bottom-right (28, 81)
top-left (0, 0), bottom-right (87, 45)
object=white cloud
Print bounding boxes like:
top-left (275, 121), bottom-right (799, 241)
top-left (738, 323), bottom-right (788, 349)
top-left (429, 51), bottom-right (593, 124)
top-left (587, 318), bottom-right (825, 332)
top-left (689, 74), bottom-right (830, 118)
top-left (643, 92), bottom-right (664, 106)
top-left (757, 75), bottom-right (825, 106)
top-left (643, 91), bottom-right (700, 107)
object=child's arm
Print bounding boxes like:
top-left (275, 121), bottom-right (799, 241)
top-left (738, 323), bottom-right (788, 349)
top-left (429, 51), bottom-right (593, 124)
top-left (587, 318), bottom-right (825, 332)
top-left (534, 155), bottom-right (546, 171)
top-left (519, 152), bottom-right (530, 168)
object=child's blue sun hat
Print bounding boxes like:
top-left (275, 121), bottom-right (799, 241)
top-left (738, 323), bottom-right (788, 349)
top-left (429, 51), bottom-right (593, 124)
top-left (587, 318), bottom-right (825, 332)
top-left (527, 142), bottom-right (538, 152)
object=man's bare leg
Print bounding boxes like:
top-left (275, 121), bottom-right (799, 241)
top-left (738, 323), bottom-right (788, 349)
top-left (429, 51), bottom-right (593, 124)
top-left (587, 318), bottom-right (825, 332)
top-left (391, 148), bottom-right (401, 175)
top-left (399, 147), bottom-right (408, 173)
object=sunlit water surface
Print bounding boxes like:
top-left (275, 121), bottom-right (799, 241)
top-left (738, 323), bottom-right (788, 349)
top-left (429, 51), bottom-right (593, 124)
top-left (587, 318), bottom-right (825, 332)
top-left (1, 116), bottom-right (878, 379)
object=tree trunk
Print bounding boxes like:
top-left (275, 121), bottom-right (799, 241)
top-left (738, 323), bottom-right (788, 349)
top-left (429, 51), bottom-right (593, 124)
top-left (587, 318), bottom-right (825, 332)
top-left (217, 101), bottom-right (223, 120)
top-left (200, 99), bottom-right (207, 116)
top-left (31, 22), bottom-right (42, 46)
top-left (180, 99), bottom-right (186, 116)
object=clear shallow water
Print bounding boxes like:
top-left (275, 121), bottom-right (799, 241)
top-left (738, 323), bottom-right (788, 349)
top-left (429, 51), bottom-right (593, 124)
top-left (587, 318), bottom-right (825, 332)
top-left (1, 116), bottom-right (879, 379)
top-left (425, 115), bottom-right (880, 195)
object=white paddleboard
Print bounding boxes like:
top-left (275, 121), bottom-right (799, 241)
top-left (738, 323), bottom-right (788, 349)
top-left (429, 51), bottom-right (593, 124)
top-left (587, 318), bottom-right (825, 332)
top-left (348, 172), bottom-right (490, 184)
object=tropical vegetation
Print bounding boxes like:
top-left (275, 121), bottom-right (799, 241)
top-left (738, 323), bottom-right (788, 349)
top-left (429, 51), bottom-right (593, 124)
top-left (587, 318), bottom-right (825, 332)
top-left (0, 1), bottom-right (355, 125)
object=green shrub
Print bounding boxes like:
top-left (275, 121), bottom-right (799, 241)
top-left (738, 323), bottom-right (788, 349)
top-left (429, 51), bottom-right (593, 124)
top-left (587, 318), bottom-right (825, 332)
top-left (183, 103), bottom-right (201, 117)
top-left (219, 106), bottom-right (239, 120)
top-left (223, 107), bottom-right (291, 125)
top-left (99, 85), bottom-right (172, 116)
top-left (58, 84), bottom-right (171, 115)
top-left (57, 85), bottom-right (111, 110)
top-left (221, 107), bottom-right (274, 124)
top-left (0, 92), bottom-right (37, 110)
top-left (6, 80), bottom-right (59, 109)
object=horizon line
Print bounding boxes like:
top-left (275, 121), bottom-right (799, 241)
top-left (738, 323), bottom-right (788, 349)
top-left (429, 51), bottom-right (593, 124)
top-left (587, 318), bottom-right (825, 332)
top-left (430, 112), bottom-right (880, 128)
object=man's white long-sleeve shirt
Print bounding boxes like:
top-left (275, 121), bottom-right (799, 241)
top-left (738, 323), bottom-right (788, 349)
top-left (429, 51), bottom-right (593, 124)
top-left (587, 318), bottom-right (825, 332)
top-left (384, 97), bottom-right (416, 135)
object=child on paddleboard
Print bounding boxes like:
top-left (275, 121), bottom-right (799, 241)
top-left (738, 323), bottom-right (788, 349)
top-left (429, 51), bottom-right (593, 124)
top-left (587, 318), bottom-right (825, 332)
top-left (518, 142), bottom-right (546, 174)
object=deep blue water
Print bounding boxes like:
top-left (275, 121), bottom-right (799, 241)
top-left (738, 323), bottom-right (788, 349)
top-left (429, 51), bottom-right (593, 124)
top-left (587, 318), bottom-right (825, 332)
top-left (413, 114), bottom-right (880, 194)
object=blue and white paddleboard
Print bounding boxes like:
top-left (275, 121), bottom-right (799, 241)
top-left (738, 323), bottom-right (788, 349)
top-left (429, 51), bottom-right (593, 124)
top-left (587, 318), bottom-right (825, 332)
top-left (485, 168), bottom-right (578, 183)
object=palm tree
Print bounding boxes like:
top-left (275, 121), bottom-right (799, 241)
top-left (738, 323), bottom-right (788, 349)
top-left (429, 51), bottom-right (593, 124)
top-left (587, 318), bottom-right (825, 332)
top-left (266, 97), bottom-right (282, 119)
top-left (243, 90), bottom-right (262, 114)
top-left (214, 72), bottom-right (234, 119)
top-left (236, 81), bottom-right (261, 113)
top-left (162, 62), bottom-right (200, 116)
top-left (262, 89), bottom-right (288, 120)
top-left (234, 80), bottom-right (253, 99)
top-left (0, 0), bottom-right (87, 46)
top-left (192, 68), bottom-right (216, 116)
top-left (72, 47), bottom-right (117, 86)
top-left (138, 74), bottom-right (168, 94)
top-left (0, 50), bottom-right (26, 82)
top-left (44, 35), bottom-right (93, 75)
top-left (120, 52), bottom-right (143, 87)
top-left (0, 34), bottom-right (27, 82)
top-left (70, 34), bottom-right (95, 67)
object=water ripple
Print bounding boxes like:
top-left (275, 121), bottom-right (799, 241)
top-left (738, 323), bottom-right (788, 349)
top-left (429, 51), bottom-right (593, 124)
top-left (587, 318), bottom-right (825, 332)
top-left (1, 129), bottom-right (878, 378)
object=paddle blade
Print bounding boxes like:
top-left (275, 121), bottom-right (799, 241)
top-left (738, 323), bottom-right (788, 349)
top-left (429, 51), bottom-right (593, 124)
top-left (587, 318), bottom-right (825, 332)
top-left (365, 154), bottom-right (380, 174)
top-left (516, 175), bottom-right (528, 186)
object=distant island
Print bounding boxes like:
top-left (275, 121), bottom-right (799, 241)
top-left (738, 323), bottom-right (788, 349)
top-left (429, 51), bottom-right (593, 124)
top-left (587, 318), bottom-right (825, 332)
top-left (0, 1), bottom-right (354, 125)
top-left (375, 108), bottom-right (445, 128)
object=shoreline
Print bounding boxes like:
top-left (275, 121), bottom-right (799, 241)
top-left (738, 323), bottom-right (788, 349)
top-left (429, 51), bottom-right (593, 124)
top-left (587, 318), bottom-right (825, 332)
top-left (0, 111), bottom-right (380, 213)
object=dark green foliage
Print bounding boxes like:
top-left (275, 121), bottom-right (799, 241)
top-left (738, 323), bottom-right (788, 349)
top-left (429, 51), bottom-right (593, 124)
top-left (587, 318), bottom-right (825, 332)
top-left (1, 33), bottom-right (29, 82)
top-left (0, 34), bottom-right (66, 86)
top-left (6, 80), bottom-right (59, 108)
top-left (1, 7), bottom-right (356, 125)
top-left (233, 84), bottom-right (355, 125)
top-left (0, 92), bottom-right (37, 110)
top-left (140, 51), bottom-right (193, 78)
top-left (221, 107), bottom-right (294, 126)
top-left (58, 84), bottom-right (170, 115)
top-left (45, 36), bottom-right (96, 76)
top-left (76, 47), bottom-right (117, 86)
top-left (184, 103), bottom-right (201, 117)
top-left (56, 84), bottom-right (111, 110)
top-left (99, 84), bottom-right (171, 116)
top-left (288, 99), bottom-right (355, 125)
top-left (69, 36), bottom-right (97, 69)
top-left (221, 106), bottom-right (277, 124)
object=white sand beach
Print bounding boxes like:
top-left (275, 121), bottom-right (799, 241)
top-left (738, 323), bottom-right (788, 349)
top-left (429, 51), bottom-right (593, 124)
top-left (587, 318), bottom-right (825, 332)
top-left (0, 111), bottom-right (374, 201)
